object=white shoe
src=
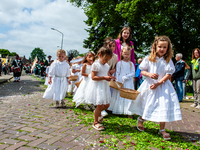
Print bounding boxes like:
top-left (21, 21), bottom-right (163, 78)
top-left (101, 110), bottom-right (108, 117)
top-left (190, 103), bottom-right (197, 107)
top-left (185, 96), bottom-right (189, 99)
top-left (195, 105), bottom-right (200, 109)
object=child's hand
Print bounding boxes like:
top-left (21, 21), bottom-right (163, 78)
top-left (104, 76), bottom-right (113, 81)
top-left (48, 79), bottom-right (52, 85)
top-left (68, 80), bottom-right (71, 84)
top-left (109, 69), bottom-right (116, 75)
top-left (149, 73), bottom-right (159, 79)
top-left (150, 83), bottom-right (160, 89)
top-left (111, 76), bottom-right (116, 81)
top-left (76, 69), bottom-right (81, 72)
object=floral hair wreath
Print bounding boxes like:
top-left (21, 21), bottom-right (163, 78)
top-left (86, 51), bottom-right (95, 57)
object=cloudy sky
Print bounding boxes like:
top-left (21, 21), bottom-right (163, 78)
top-left (0, 0), bottom-right (89, 60)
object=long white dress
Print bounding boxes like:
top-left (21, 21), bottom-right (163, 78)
top-left (128, 56), bottom-right (182, 122)
top-left (67, 67), bottom-right (73, 93)
top-left (73, 64), bottom-right (92, 107)
top-left (84, 60), bottom-right (111, 105)
top-left (43, 60), bottom-right (70, 101)
top-left (108, 60), bottom-right (135, 115)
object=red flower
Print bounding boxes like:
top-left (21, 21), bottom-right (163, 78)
top-left (131, 142), bottom-right (136, 145)
top-left (161, 146), bottom-right (165, 149)
top-left (99, 141), bottom-right (104, 143)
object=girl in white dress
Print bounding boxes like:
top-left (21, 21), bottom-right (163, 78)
top-left (128, 36), bottom-right (182, 140)
top-left (73, 51), bottom-right (95, 107)
top-left (84, 47), bottom-right (115, 130)
top-left (43, 49), bottom-right (71, 107)
top-left (44, 61), bottom-right (53, 86)
top-left (108, 46), bottom-right (135, 115)
top-left (101, 37), bottom-right (118, 117)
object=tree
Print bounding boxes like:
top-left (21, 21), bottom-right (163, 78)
top-left (69, 0), bottom-right (200, 60)
top-left (69, 0), bottom-right (126, 53)
top-left (0, 49), bottom-right (18, 56)
top-left (67, 49), bottom-right (79, 61)
top-left (116, 0), bottom-right (200, 60)
top-left (30, 47), bottom-right (46, 62)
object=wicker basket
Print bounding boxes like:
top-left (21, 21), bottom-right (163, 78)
top-left (75, 80), bottom-right (82, 88)
top-left (69, 75), bottom-right (78, 81)
top-left (119, 87), bottom-right (140, 100)
top-left (109, 80), bottom-right (123, 89)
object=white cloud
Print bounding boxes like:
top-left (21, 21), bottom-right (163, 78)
top-left (0, 0), bottom-right (89, 60)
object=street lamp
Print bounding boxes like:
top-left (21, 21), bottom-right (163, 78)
top-left (51, 28), bottom-right (64, 50)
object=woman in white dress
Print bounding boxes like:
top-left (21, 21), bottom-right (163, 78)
top-left (43, 49), bottom-right (71, 107)
top-left (73, 51), bottom-right (95, 107)
top-left (128, 36), bottom-right (182, 140)
top-left (108, 46), bottom-right (135, 115)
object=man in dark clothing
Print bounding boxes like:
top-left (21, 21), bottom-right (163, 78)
top-left (12, 55), bottom-right (22, 82)
top-left (0, 59), bottom-right (2, 76)
top-left (173, 53), bottom-right (185, 102)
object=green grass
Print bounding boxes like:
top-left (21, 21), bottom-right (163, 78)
top-left (187, 93), bottom-right (193, 96)
top-left (64, 95), bottom-right (200, 150)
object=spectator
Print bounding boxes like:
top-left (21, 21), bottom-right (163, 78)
top-left (0, 59), bottom-right (2, 76)
top-left (3, 63), bottom-right (7, 75)
top-left (186, 48), bottom-right (200, 109)
top-left (135, 58), bottom-right (143, 89)
top-left (173, 53), bottom-right (185, 102)
top-left (183, 62), bottom-right (190, 99)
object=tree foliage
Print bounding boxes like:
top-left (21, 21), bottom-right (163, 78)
top-left (69, 0), bottom-right (200, 60)
top-left (0, 49), bottom-right (18, 56)
top-left (30, 47), bottom-right (46, 62)
top-left (67, 49), bottom-right (80, 61)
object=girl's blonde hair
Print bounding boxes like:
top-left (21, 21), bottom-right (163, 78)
top-left (120, 46), bottom-right (132, 70)
top-left (57, 49), bottom-right (66, 55)
top-left (149, 36), bottom-right (173, 63)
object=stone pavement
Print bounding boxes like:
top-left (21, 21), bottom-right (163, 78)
top-left (0, 75), bottom-right (200, 150)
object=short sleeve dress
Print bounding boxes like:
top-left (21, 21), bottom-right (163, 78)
top-left (84, 60), bottom-right (111, 105)
top-left (128, 56), bottom-right (182, 122)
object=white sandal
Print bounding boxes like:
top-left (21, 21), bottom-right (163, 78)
top-left (92, 122), bottom-right (104, 131)
top-left (158, 129), bottom-right (171, 140)
top-left (137, 116), bottom-right (145, 132)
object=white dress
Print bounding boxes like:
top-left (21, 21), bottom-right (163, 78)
top-left (44, 66), bottom-right (50, 85)
top-left (43, 60), bottom-right (70, 101)
top-left (84, 60), bottom-right (111, 105)
top-left (73, 64), bottom-right (92, 107)
top-left (128, 56), bottom-right (182, 122)
top-left (67, 68), bottom-right (73, 93)
top-left (108, 61), bottom-right (135, 115)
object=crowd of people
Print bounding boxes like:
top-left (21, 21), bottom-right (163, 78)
top-left (2, 26), bottom-right (200, 141)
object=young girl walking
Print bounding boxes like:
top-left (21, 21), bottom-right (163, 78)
top-left (108, 46), bottom-right (135, 116)
top-left (84, 47), bottom-right (115, 130)
top-left (128, 36), bottom-right (182, 140)
top-left (73, 51), bottom-right (95, 107)
top-left (43, 49), bottom-right (71, 107)
top-left (101, 37), bottom-right (118, 117)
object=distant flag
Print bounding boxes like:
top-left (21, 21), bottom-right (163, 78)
top-left (31, 56), bottom-right (38, 73)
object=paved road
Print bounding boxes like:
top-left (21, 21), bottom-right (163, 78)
top-left (0, 75), bottom-right (199, 150)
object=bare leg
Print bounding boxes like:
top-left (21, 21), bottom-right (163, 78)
top-left (160, 122), bottom-right (170, 139)
top-left (94, 105), bottom-right (104, 123)
top-left (137, 116), bottom-right (145, 131)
